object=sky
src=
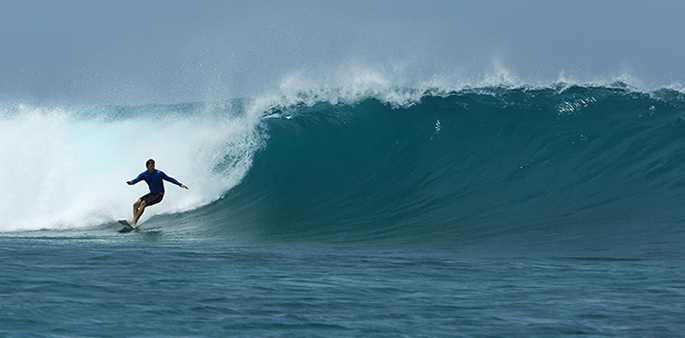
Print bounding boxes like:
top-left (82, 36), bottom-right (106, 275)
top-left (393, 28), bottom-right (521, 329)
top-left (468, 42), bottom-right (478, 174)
top-left (1, 0), bottom-right (684, 104)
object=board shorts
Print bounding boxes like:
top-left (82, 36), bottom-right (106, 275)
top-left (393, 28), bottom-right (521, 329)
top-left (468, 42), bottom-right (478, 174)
top-left (139, 192), bottom-right (164, 207)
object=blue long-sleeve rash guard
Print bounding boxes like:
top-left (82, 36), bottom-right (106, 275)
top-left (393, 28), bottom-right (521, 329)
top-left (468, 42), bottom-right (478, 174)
top-left (130, 169), bottom-right (183, 194)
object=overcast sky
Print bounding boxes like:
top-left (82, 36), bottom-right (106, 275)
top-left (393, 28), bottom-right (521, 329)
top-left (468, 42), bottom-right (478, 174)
top-left (1, 0), bottom-right (683, 104)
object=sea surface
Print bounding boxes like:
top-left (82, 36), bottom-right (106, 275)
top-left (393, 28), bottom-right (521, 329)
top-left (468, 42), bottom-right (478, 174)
top-left (2, 84), bottom-right (685, 337)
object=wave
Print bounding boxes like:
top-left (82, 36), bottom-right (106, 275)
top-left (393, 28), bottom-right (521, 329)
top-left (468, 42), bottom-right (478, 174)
top-left (179, 84), bottom-right (685, 249)
top-left (3, 83), bottom-right (685, 251)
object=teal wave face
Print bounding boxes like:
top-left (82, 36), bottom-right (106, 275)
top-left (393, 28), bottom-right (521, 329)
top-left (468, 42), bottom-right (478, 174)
top-left (173, 86), bottom-right (685, 251)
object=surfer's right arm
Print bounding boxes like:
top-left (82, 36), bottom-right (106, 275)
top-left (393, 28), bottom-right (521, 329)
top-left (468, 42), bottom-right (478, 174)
top-left (127, 172), bottom-right (145, 185)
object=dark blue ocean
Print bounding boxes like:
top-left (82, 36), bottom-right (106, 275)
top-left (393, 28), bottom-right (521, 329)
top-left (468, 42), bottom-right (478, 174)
top-left (2, 84), bottom-right (685, 337)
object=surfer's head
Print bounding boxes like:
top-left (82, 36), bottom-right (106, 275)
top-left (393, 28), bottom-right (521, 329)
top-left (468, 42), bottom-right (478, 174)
top-left (146, 158), bottom-right (155, 173)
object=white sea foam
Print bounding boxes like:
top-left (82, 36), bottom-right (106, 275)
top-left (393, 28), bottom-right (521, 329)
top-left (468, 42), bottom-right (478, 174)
top-left (0, 102), bottom-right (264, 232)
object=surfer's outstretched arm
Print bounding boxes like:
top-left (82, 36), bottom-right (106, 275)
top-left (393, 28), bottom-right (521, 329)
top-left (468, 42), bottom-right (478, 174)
top-left (127, 172), bottom-right (145, 186)
top-left (161, 171), bottom-right (188, 189)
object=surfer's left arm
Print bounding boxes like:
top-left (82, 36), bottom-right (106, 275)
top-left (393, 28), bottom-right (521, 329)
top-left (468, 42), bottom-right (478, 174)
top-left (161, 171), bottom-right (188, 189)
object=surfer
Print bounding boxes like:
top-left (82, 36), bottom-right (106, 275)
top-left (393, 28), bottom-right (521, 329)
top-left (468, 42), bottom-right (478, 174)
top-left (125, 159), bottom-right (188, 226)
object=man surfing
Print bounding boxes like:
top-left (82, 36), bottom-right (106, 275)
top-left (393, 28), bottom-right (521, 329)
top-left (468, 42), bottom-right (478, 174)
top-left (123, 158), bottom-right (188, 228)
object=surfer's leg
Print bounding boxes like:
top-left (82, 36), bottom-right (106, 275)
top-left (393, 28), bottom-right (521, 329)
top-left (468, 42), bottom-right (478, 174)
top-left (132, 199), bottom-right (141, 217)
top-left (131, 199), bottom-right (146, 226)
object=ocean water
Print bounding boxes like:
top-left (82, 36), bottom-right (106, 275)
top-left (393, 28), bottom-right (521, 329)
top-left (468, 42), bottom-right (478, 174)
top-left (2, 84), bottom-right (685, 337)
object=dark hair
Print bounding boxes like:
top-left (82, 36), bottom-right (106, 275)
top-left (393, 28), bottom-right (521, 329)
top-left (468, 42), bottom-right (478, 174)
top-left (146, 159), bottom-right (155, 167)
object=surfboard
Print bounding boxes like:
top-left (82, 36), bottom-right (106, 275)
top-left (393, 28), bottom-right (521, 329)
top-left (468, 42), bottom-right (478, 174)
top-left (117, 220), bottom-right (161, 233)
top-left (118, 220), bottom-right (135, 233)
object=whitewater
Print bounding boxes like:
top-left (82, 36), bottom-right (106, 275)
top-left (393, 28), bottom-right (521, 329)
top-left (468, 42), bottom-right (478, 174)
top-left (2, 79), bottom-right (685, 337)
